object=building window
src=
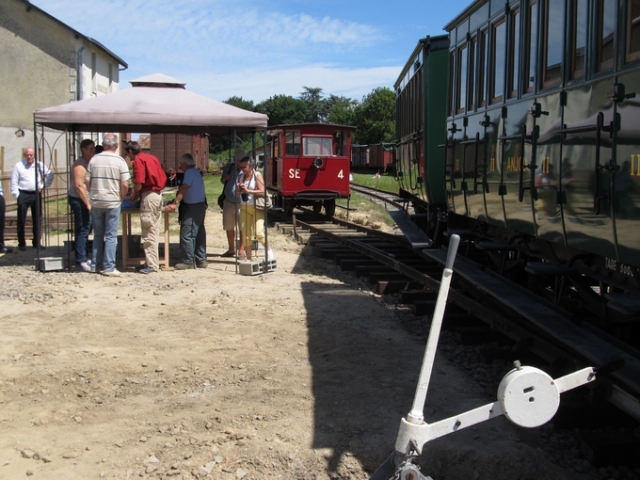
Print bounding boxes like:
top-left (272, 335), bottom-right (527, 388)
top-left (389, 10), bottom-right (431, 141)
top-left (627, 0), bottom-right (640, 62)
top-left (508, 7), bottom-right (521, 98)
top-left (596, 0), bottom-right (616, 71)
top-left (524, 0), bottom-right (538, 92)
top-left (570, 0), bottom-right (588, 79)
top-left (543, 0), bottom-right (564, 87)
top-left (490, 18), bottom-right (506, 103)
top-left (457, 43), bottom-right (468, 113)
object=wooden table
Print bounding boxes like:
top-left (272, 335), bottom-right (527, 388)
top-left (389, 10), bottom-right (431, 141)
top-left (121, 208), bottom-right (171, 269)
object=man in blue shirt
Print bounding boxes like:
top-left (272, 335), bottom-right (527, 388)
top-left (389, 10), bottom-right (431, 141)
top-left (166, 154), bottom-right (207, 269)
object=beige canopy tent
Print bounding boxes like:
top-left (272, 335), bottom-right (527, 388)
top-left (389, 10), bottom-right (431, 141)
top-left (34, 73), bottom-right (268, 133)
top-left (30, 73), bottom-right (268, 271)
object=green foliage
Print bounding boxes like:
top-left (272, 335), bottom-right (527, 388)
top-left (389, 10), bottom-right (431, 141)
top-left (326, 95), bottom-right (358, 126)
top-left (255, 95), bottom-right (307, 126)
top-left (353, 87), bottom-right (396, 145)
top-left (299, 86), bottom-right (329, 123)
top-left (224, 96), bottom-right (255, 112)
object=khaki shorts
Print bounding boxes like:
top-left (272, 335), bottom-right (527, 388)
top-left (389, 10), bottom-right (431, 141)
top-left (222, 199), bottom-right (240, 231)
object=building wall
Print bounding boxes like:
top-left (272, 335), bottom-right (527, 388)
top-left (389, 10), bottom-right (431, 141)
top-left (0, 0), bottom-right (122, 204)
top-left (151, 134), bottom-right (210, 172)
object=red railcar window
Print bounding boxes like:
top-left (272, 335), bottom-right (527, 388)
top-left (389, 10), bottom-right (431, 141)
top-left (303, 136), bottom-right (333, 156)
top-left (628, 0), bottom-right (640, 62)
top-left (285, 130), bottom-right (301, 156)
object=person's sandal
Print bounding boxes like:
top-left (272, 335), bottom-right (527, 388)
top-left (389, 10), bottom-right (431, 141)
top-left (221, 251), bottom-right (235, 257)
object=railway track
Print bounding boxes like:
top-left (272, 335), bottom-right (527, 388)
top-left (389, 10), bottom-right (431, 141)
top-left (270, 191), bottom-right (640, 437)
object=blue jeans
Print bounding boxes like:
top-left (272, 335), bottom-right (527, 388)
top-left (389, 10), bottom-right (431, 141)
top-left (68, 196), bottom-right (91, 264)
top-left (180, 202), bottom-right (207, 264)
top-left (91, 206), bottom-right (121, 272)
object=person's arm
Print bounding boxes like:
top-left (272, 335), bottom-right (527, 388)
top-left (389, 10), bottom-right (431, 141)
top-left (174, 182), bottom-right (189, 205)
top-left (43, 163), bottom-right (54, 188)
top-left (120, 180), bottom-right (129, 201)
top-left (10, 164), bottom-right (20, 198)
top-left (73, 164), bottom-right (91, 211)
top-left (129, 183), bottom-right (143, 202)
top-left (251, 171), bottom-right (265, 195)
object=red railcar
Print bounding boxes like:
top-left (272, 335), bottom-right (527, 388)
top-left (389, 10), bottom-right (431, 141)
top-left (266, 123), bottom-right (355, 216)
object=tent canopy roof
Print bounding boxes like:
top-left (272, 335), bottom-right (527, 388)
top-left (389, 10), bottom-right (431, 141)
top-left (34, 74), bottom-right (268, 134)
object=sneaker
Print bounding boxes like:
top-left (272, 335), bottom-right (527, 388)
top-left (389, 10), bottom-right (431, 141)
top-left (267, 249), bottom-right (275, 261)
top-left (0, 246), bottom-right (13, 254)
top-left (174, 262), bottom-right (194, 270)
top-left (80, 260), bottom-right (92, 272)
top-left (102, 269), bottom-right (121, 277)
top-left (139, 266), bottom-right (156, 274)
top-left (196, 261), bottom-right (208, 269)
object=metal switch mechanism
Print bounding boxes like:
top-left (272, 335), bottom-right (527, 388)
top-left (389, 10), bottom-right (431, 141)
top-left (369, 234), bottom-right (610, 480)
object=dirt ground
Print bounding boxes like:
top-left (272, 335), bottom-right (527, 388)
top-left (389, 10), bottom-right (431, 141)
top-left (0, 208), bottom-right (598, 480)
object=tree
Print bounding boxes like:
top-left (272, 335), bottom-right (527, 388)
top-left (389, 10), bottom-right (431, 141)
top-left (326, 95), bottom-right (358, 126)
top-left (255, 95), bottom-right (307, 126)
top-left (299, 86), bottom-right (329, 123)
top-left (224, 96), bottom-right (255, 112)
top-left (353, 87), bottom-right (395, 145)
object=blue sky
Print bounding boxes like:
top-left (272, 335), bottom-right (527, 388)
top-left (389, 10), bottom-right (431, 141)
top-left (33, 0), bottom-right (471, 104)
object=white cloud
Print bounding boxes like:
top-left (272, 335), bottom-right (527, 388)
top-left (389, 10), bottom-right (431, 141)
top-left (172, 65), bottom-right (401, 103)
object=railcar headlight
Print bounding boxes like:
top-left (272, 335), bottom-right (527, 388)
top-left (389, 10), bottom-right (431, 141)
top-left (313, 157), bottom-right (324, 169)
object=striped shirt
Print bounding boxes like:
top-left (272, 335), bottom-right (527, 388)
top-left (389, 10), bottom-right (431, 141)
top-left (86, 152), bottom-right (130, 209)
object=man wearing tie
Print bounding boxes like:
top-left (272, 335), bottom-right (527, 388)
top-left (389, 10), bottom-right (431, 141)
top-left (10, 147), bottom-right (54, 250)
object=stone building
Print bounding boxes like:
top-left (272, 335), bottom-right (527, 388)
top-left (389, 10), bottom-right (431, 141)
top-left (0, 0), bottom-right (127, 203)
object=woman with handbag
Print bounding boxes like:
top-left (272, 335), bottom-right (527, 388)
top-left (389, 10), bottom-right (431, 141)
top-left (236, 156), bottom-right (274, 262)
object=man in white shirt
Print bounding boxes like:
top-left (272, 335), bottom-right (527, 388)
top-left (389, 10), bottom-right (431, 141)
top-left (85, 133), bottom-right (130, 276)
top-left (10, 147), bottom-right (54, 250)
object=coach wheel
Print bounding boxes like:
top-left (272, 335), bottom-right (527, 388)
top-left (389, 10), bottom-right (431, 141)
top-left (324, 199), bottom-right (336, 217)
top-left (312, 202), bottom-right (323, 214)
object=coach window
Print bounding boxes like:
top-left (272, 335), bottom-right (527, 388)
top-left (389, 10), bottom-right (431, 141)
top-left (596, 0), bottom-right (616, 71)
top-left (479, 29), bottom-right (489, 106)
top-left (628, 0), bottom-right (640, 62)
top-left (508, 7), bottom-right (521, 97)
top-left (468, 36), bottom-right (477, 110)
top-left (285, 130), bottom-right (301, 156)
top-left (457, 43), bottom-right (468, 112)
top-left (490, 18), bottom-right (506, 103)
top-left (449, 50), bottom-right (456, 116)
top-left (523, 0), bottom-right (538, 92)
top-left (570, 0), bottom-right (588, 79)
top-left (542, 0), bottom-right (564, 87)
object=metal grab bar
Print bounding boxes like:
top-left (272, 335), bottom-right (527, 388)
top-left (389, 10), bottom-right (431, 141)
top-left (559, 111), bottom-right (614, 214)
top-left (499, 125), bottom-right (534, 202)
